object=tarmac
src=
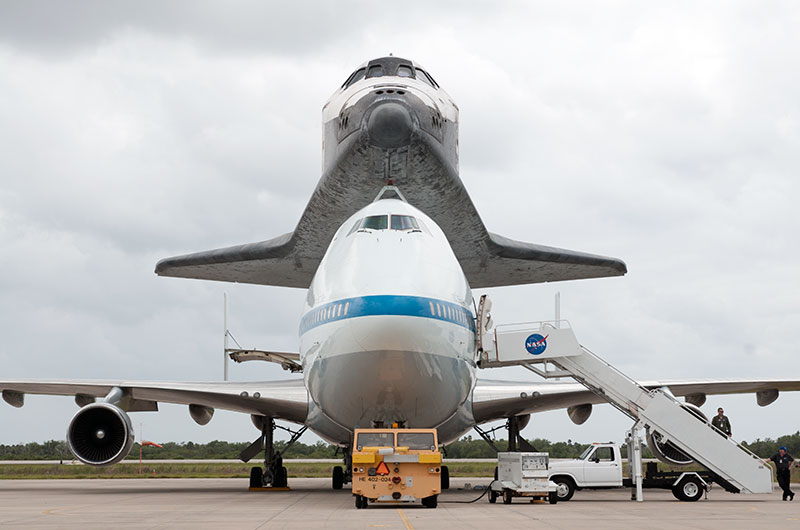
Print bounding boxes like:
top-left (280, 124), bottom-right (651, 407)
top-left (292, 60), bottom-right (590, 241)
top-left (0, 477), bottom-right (797, 530)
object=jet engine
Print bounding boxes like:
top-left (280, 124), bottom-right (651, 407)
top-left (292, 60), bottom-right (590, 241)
top-left (67, 403), bottom-right (135, 466)
top-left (646, 402), bottom-right (707, 466)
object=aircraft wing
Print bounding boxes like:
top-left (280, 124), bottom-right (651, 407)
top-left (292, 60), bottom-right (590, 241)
top-left (472, 378), bottom-right (800, 424)
top-left (0, 379), bottom-right (308, 424)
top-left (155, 134), bottom-right (626, 289)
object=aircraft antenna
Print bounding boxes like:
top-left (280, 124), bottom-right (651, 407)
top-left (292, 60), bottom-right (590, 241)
top-left (223, 292), bottom-right (229, 381)
top-left (555, 291), bottom-right (561, 328)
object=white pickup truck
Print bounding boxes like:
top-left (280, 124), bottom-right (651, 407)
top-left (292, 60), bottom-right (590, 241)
top-left (548, 442), bottom-right (714, 502)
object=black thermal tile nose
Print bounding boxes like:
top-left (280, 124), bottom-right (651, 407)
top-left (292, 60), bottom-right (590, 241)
top-left (367, 102), bottom-right (413, 148)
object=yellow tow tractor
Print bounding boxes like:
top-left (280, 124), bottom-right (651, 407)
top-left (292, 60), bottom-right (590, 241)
top-left (351, 427), bottom-right (442, 509)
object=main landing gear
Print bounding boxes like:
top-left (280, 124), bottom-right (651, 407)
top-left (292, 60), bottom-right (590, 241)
top-left (242, 416), bottom-right (307, 489)
top-left (473, 415), bottom-right (537, 453)
top-left (332, 447), bottom-right (352, 490)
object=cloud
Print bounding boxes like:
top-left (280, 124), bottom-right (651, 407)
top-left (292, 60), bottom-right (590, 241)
top-left (1, 1), bottom-right (799, 445)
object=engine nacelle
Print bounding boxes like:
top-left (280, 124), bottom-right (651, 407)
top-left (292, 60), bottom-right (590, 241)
top-left (646, 402), bottom-right (708, 466)
top-left (67, 403), bottom-right (135, 466)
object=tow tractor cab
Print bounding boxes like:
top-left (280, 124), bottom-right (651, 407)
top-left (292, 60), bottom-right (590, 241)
top-left (351, 428), bottom-right (442, 509)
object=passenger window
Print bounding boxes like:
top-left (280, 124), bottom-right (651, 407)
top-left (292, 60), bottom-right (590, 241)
top-left (360, 215), bottom-right (388, 230)
top-left (390, 215), bottom-right (419, 231)
top-left (357, 432), bottom-right (394, 449)
top-left (366, 65), bottom-right (384, 78)
top-left (397, 65), bottom-right (413, 78)
top-left (345, 68), bottom-right (366, 88)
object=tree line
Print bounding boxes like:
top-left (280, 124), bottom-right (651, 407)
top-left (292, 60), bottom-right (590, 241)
top-left (2, 432), bottom-right (798, 461)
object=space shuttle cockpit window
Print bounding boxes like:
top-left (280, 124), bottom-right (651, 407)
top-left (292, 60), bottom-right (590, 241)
top-left (366, 65), bottom-right (384, 78)
top-left (397, 65), bottom-right (413, 78)
top-left (415, 68), bottom-right (439, 89)
top-left (344, 68), bottom-right (366, 88)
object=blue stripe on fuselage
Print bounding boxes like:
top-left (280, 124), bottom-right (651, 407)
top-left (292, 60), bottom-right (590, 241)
top-left (299, 295), bottom-right (475, 335)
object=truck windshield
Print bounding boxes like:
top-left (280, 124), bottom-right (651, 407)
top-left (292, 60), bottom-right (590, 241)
top-left (577, 446), bottom-right (595, 460)
top-left (357, 432), bottom-right (394, 449)
top-left (397, 432), bottom-right (435, 450)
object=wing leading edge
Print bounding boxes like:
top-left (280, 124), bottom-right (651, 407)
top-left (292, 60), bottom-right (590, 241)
top-left (0, 379), bottom-right (308, 424)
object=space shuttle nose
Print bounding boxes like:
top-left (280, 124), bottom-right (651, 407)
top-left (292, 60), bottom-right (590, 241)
top-left (366, 102), bottom-right (413, 148)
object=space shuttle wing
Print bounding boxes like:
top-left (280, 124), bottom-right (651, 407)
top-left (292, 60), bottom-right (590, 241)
top-left (154, 132), bottom-right (626, 288)
top-left (472, 378), bottom-right (800, 424)
top-left (154, 232), bottom-right (319, 288)
top-left (460, 233), bottom-right (627, 288)
top-left (0, 379), bottom-right (308, 424)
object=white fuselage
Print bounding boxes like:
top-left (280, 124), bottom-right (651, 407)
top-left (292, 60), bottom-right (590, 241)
top-left (299, 199), bottom-right (478, 444)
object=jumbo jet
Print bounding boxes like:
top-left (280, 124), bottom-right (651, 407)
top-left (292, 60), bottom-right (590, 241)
top-left (2, 57), bottom-right (798, 489)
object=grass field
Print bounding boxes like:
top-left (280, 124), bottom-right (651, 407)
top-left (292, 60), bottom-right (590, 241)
top-left (1, 461), bottom-right (796, 482)
top-left (0, 461), bottom-right (497, 480)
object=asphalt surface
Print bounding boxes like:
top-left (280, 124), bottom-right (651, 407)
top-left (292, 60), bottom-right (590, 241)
top-left (0, 478), bottom-right (796, 529)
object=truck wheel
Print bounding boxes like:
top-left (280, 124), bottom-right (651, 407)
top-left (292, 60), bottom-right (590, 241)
top-left (249, 466), bottom-right (263, 488)
top-left (552, 477), bottom-right (575, 502)
top-left (502, 489), bottom-right (513, 504)
top-left (548, 491), bottom-right (558, 504)
top-left (332, 466), bottom-right (344, 490)
top-left (441, 465), bottom-right (450, 490)
top-left (488, 489), bottom-right (498, 503)
top-left (673, 476), bottom-right (703, 502)
top-left (422, 495), bottom-right (438, 508)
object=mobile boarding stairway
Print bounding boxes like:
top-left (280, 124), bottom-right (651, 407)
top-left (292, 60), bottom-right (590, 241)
top-left (477, 317), bottom-right (773, 500)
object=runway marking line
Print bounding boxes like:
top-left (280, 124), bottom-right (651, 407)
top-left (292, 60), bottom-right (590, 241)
top-left (397, 508), bottom-right (415, 530)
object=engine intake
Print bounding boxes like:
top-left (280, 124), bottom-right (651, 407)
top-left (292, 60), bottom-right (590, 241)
top-left (67, 403), bottom-right (135, 466)
top-left (646, 402), bottom-right (708, 466)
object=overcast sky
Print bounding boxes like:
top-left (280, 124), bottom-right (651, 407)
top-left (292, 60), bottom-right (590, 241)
top-left (1, 1), bottom-right (798, 448)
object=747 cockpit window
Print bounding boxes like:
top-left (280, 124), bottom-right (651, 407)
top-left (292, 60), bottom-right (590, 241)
top-left (360, 215), bottom-right (388, 230)
top-left (391, 215), bottom-right (420, 231)
top-left (353, 214), bottom-right (423, 233)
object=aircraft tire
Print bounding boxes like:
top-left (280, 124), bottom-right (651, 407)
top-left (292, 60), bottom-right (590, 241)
top-left (441, 465), bottom-right (450, 490)
top-left (249, 466), bottom-right (263, 488)
top-left (274, 466), bottom-right (288, 488)
top-left (332, 466), bottom-right (344, 490)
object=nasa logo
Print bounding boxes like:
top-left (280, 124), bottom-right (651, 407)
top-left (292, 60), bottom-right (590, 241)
top-left (525, 333), bottom-right (548, 355)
